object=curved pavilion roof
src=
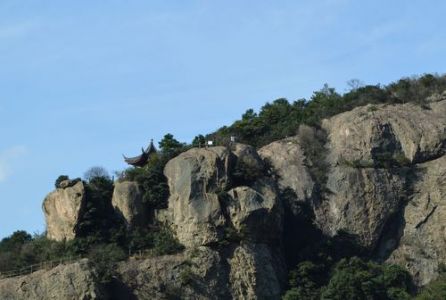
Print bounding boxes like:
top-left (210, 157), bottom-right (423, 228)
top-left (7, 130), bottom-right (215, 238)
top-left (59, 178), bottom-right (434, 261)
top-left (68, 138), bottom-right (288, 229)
top-left (123, 139), bottom-right (157, 167)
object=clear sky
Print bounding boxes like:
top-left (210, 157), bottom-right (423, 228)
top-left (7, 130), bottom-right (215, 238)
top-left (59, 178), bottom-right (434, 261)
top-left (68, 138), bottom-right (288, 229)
top-left (1, 0), bottom-right (445, 239)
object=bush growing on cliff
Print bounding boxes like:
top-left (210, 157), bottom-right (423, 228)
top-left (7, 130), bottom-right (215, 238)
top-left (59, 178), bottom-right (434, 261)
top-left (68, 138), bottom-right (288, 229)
top-left (54, 175), bottom-right (69, 188)
top-left (88, 243), bottom-right (126, 284)
top-left (207, 73), bottom-right (446, 148)
top-left (75, 174), bottom-right (123, 243)
top-left (121, 134), bottom-right (189, 210)
top-left (320, 258), bottom-right (412, 299)
top-left (415, 275), bottom-right (446, 300)
top-left (284, 257), bottom-right (413, 300)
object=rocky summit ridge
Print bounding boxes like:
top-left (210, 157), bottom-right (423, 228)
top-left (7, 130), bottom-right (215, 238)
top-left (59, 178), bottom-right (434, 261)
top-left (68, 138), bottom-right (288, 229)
top-left (1, 96), bottom-right (445, 299)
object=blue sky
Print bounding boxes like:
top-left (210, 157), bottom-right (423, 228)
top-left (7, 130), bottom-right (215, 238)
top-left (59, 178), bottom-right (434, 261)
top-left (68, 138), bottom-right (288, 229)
top-left (1, 0), bottom-right (445, 239)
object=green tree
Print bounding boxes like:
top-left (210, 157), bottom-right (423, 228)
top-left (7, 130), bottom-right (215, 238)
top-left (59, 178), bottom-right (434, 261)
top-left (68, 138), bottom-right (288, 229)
top-left (159, 133), bottom-right (184, 155)
top-left (192, 134), bottom-right (206, 147)
top-left (416, 275), bottom-right (446, 300)
top-left (320, 257), bottom-right (412, 300)
top-left (88, 243), bottom-right (126, 284)
top-left (283, 261), bottom-right (326, 300)
top-left (54, 175), bottom-right (69, 188)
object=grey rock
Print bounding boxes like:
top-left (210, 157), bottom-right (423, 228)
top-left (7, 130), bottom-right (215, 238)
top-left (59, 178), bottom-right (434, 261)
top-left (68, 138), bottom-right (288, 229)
top-left (43, 181), bottom-right (86, 241)
top-left (229, 243), bottom-right (282, 300)
top-left (386, 155), bottom-right (446, 285)
top-left (0, 259), bottom-right (102, 300)
top-left (232, 143), bottom-right (265, 172)
top-left (163, 147), bottom-right (233, 247)
top-left (258, 136), bottom-right (315, 206)
top-left (112, 181), bottom-right (145, 227)
top-left (226, 179), bottom-right (282, 243)
top-left (317, 166), bottom-right (406, 249)
top-left (322, 100), bottom-right (446, 164)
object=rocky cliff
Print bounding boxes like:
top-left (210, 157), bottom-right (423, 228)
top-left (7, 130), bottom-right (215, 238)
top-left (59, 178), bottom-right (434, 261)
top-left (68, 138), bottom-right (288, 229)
top-left (2, 97), bottom-right (445, 299)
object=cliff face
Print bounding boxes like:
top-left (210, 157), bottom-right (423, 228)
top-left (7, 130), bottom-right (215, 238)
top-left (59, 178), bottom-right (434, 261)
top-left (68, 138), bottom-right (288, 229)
top-left (2, 98), bottom-right (445, 299)
top-left (0, 259), bottom-right (101, 300)
top-left (42, 180), bottom-right (86, 241)
top-left (260, 99), bottom-right (446, 286)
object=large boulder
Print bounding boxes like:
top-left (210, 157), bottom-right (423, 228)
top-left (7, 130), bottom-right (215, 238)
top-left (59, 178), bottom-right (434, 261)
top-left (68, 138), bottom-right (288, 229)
top-left (258, 137), bottom-right (315, 205)
top-left (386, 155), bottom-right (446, 285)
top-left (163, 147), bottom-right (233, 247)
top-left (0, 259), bottom-right (102, 300)
top-left (112, 181), bottom-right (145, 227)
top-left (117, 248), bottom-right (230, 299)
top-left (164, 145), bottom-right (283, 248)
top-left (231, 143), bottom-right (265, 172)
top-left (322, 100), bottom-right (446, 165)
top-left (258, 100), bottom-right (446, 252)
top-left (229, 243), bottom-right (283, 299)
top-left (117, 244), bottom-right (283, 299)
top-left (317, 101), bottom-right (446, 250)
top-left (316, 166), bottom-right (406, 249)
top-left (43, 180), bottom-right (86, 241)
top-left (226, 179), bottom-right (282, 243)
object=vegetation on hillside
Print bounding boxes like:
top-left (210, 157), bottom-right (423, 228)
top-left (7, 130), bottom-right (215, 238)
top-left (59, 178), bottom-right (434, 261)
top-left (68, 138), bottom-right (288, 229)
top-left (206, 74), bottom-right (446, 148)
top-left (1, 73), bottom-right (445, 297)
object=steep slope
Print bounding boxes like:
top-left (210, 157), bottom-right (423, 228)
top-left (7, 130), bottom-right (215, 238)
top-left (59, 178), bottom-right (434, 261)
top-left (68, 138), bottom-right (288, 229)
top-left (1, 97), bottom-right (445, 299)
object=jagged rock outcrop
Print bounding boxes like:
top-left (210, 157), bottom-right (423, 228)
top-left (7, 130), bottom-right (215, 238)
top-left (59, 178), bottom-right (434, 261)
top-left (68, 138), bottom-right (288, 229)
top-left (259, 137), bottom-right (315, 210)
top-left (118, 244), bottom-right (282, 300)
top-left (42, 180), bottom-right (86, 241)
top-left (386, 154), bottom-right (446, 285)
top-left (112, 181), bottom-right (145, 227)
top-left (117, 248), bottom-right (230, 299)
top-left (163, 145), bottom-right (282, 246)
top-left (259, 99), bottom-right (446, 285)
top-left (318, 100), bottom-right (446, 249)
top-left (163, 147), bottom-right (232, 248)
top-left (229, 243), bottom-right (282, 299)
top-left (323, 101), bottom-right (446, 165)
top-left (0, 259), bottom-right (102, 300)
top-left (161, 145), bottom-right (285, 298)
top-left (226, 179), bottom-right (282, 243)
top-left (232, 143), bottom-right (265, 172)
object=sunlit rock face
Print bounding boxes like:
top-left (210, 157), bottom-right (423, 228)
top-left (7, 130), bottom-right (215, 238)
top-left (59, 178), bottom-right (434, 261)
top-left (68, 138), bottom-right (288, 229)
top-left (260, 99), bottom-right (446, 284)
top-left (43, 180), bottom-right (86, 242)
top-left (386, 155), bottom-right (446, 285)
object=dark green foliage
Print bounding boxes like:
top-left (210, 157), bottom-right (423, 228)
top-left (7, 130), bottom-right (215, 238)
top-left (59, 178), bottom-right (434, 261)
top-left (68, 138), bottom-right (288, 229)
top-left (0, 230), bottom-right (32, 252)
top-left (208, 74), bottom-right (446, 148)
top-left (283, 261), bottom-right (326, 300)
top-left (415, 275), bottom-right (446, 299)
top-left (0, 231), bottom-right (33, 271)
top-left (88, 243), bottom-right (126, 284)
top-left (122, 136), bottom-right (189, 210)
top-left (151, 227), bottom-right (185, 256)
top-left (192, 134), bottom-right (206, 147)
top-left (0, 232), bottom-right (72, 273)
top-left (122, 155), bottom-right (170, 210)
top-left (0, 226), bottom-right (184, 275)
top-left (126, 228), bottom-right (155, 252)
top-left (54, 175), bottom-right (69, 188)
top-left (76, 175), bottom-right (123, 243)
top-left (320, 257), bottom-right (412, 300)
top-left (159, 133), bottom-right (185, 156)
